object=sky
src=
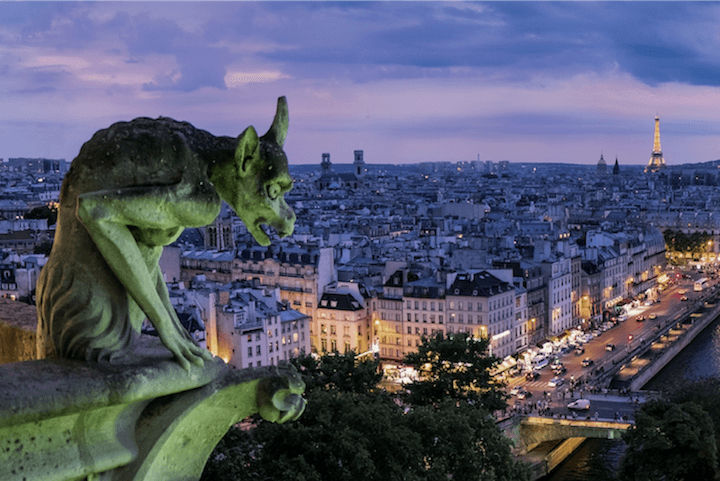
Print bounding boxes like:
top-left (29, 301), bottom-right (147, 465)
top-left (2, 1), bottom-right (720, 167)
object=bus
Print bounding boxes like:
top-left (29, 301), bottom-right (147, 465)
top-left (694, 278), bottom-right (708, 292)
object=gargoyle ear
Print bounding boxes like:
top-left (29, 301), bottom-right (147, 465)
top-left (235, 125), bottom-right (259, 175)
top-left (261, 96), bottom-right (288, 148)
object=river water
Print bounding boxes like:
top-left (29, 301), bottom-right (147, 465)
top-left (541, 316), bottom-right (720, 480)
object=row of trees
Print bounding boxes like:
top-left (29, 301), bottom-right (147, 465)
top-left (202, 332), bottom-right (531, 481)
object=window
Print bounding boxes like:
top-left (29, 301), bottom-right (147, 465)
top-left (431, 302), bottom-right (436, 311)
top-left (330, 324), bottom-right (336, 335)
top-left (439, 315), bottom-right (444, 323)
top-left (422, 301), bottom-right (427, 310)
top-left (439, 303), bottom-right (444, 312)
top-left (321, 324), bottom-right (327, 334)
top-left (468, 302), bottom-right (473, 311)
top-left (248, 346), bottom-right (252, 357)
top-left (321, 339), bottom-right (327, 351)
top-left (256, 345), bottom-right (261, 355)
top-left (407, 327), bottom-right (412, 334)
top-left (331, 339), bottom-right (337, 351)
top-left (414, 301), bottom-right (419, 309)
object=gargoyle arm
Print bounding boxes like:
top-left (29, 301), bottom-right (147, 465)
top-left (77, 184), bottom-right (218, 369)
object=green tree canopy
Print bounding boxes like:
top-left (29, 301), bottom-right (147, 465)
top-left (403, 332), bottom-right (507, 411)
top-left (620, 399), bottom-right (720, 481)
top-left (25, 204), bottom-right (57, 226)
top-left (202, 347), bottom-right (529, 481)
top-left (290, 350), bottom-right (382, 394)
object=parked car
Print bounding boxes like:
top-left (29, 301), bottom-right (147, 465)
top-left (525, 371), bottom-right (540, 381)
top-left (548, 377), bottom-right (565, 388)
top-left (553, 365), bottom-right (567, 375)
top-left (681, 296), bottom-right (689, 301)
top-left (606, 343), bottom-right (615, 351)
top-left (509, 386), bottom-right (522, 396)
top-left (567, 399), bottom-right (591, 410)
top-left (581, 358), bottom-right (594, 368)
top-left (574, 347), bottom-right (585, 355)
top-left (649, 313), bottom-right (657, 320)
top-left (635, 315), bottom-right (646, 322)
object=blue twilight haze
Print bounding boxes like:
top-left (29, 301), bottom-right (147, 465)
top-left (1, 1), bottom-right (720, 165)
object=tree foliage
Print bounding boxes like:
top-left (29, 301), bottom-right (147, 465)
top-left (290, 350), bottom-right (382, 394)
top-left (663, 229), bottom-right (711, 255)
top-left (202, 347), bottom-right (529, 481)
top-left (620, 399), bottom-right (720, 481)
top-left (25, 205), bottom-right (57, 226)
top-left (403, 331), bottom-right (507, 411)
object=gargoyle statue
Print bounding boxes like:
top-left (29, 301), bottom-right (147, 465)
top-left (37, 97), bottom-right (295, 370)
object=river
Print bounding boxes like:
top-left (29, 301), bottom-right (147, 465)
top-left (541, 315), bottom-right (720, 480)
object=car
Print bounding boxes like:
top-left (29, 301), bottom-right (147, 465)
top-left (548, 377), bottom-right (565, 388)
top-left (679, 289), bottom-right (687, 294)
top-left (581, 358), bottom-right (594, 368)
top-left (553, 365), bottom-right (567, 375)
top-left (560, 346), bottom-right (573, 355)
top-left (567, 399), bottom-right (591, 410)
top-left (636, 315), bottom-right (646, 322)
top-left (509, 386), bottom-right (522, 396)
top-left (574, 347), bottom-right (585, 356)
top-left (681, 296), bottom-right (689, 301)
top-left (649, 313), bottom-right (657, 320)
top-left (606, 343), bottom-right (615, 351)
top-left (517, 389), bottom-right (533, 399)
top-left (525, 371), bottom-right (540, 381)
top-left (550, 359), bottom-right (563, 369)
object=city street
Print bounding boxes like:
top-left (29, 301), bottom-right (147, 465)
top-left (505, 267), bottom-right (717, 418)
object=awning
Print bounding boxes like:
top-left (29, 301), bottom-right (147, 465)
top-left (490, 357), bottom-right (517, 376)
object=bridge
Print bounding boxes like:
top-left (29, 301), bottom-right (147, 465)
top-left (501, 415), bottom-right (632, 479)
top-left (502, 415), bottom-right (631, 453)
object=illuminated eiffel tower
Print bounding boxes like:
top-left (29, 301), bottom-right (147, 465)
top-left (645, 115), bottom-right (666, 173)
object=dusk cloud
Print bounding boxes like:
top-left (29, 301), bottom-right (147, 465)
top-left (0, 2), bottom-right (719, 165)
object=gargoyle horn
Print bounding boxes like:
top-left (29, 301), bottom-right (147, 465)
top-left (262, 96), bottom-right (288, 148)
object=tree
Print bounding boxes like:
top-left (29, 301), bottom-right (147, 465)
top-left (406, 401), bottom-right (531, 481)
top-left (620, 399), bottom-right (720, 481)
top-left (403, 332), bottom-right (507, 411)
top-left (290, 350), bottom-right (382, 394)
top-left (25, 204), bottom-right (58, 226)
top-left (202, 347), bottom-right (529, 481)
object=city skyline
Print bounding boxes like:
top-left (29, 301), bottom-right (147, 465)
top-left (2, 2), bottom-right (720, 166)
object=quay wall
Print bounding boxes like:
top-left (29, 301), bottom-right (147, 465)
top-left (630, 301), bottom-right (720, 391)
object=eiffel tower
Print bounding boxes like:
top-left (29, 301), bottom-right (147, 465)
top-left (645, 115), bottom-right (665, 173)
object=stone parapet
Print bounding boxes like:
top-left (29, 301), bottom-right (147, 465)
top-left (0, 335), bottom-right (305, 481)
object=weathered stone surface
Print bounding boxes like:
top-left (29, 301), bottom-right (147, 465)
top-left (0, 335), bottom-right (305, 481)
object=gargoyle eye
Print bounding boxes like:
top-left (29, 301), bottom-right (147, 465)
top-left (267, 183), bottom-right (281, 200)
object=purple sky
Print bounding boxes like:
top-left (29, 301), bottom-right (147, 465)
top-left (2, 2), bottom-right (720, 166)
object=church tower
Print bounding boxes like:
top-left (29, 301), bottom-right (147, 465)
top-left (353, 150), bottom-right (366, 179)
top-left (321, 153), bottom-right (332, 175)
top-left (645, 116), bottom-right (666, 173)
top-left (613, 156), bottom-right (620, 176)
